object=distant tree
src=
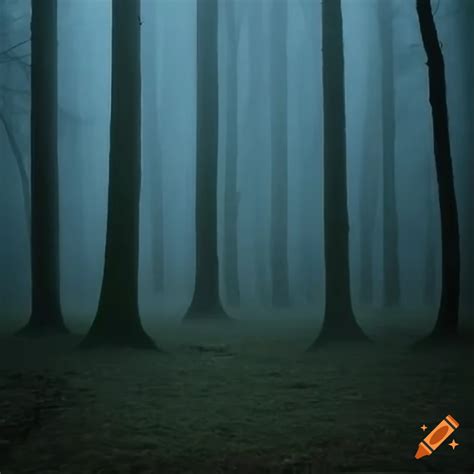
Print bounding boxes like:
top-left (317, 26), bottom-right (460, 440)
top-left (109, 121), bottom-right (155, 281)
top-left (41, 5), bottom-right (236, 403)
top-left (222, 0), bottom-right (241, 308)
top-left (269, 0), bottom-right (290, 307)
top-left (311, 0), bottom-right (367, 346)
top-left (184, 0), bottom-right (228, 320)
top-left (81, 0), bottom-right (155, 348)
top-left (245, 1), bottom-right (268, 305)
top-left (18, 0), bottom-right (67, 335)
top-left (423, 155), bottom-right (436, 306)
top-left (142, 0), bottom-right (164, 293)
top-left (378, 0), bottom-right (400, 307)
top-left (416, 0), bottom-right (460, 340)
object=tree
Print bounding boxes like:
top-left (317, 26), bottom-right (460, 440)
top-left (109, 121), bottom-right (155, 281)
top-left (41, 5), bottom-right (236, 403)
top-left (184, 0), bottom-right (228, 320)
top-left (19, 0), bottom-right (67, 335)
top-left (416, 0), bottom-right (460, 340)
top-left (81, 0), bottom-right (155, 348)
top-left (142, 0), bottom-right (164, 294)
top-left (269, 0), bottom-right (290, 307)
top-left (222, 0), bottom-right (240, 308)
top-left (378, 0), bottom-right (400, 307)
top-left (311, 0), bottom-right (367, 346)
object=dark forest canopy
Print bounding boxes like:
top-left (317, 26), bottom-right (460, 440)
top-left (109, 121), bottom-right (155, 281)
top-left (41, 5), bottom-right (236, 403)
top-left (0, 0), bottom-right (472, 347)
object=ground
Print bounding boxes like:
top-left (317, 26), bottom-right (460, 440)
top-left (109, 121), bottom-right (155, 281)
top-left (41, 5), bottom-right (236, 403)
top-left (0, 312), bottom-right (472, 473)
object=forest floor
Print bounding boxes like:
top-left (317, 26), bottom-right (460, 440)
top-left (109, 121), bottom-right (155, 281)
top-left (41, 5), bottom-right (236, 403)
top-left (0, 313), bottom-right (473, 474)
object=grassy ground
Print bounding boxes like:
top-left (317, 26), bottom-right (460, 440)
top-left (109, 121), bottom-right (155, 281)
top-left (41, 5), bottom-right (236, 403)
top-left (0, 315), bottom-right (472, 473)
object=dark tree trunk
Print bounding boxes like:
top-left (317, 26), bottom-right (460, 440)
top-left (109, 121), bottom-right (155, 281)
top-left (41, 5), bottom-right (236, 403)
top-left (184, 0), bottom-right (228, 320)
top-left (81, 0), bottom-right (155, 349)
top-left (223, 0), bottom-right (240, 308)
top-left (311, 0), bottom-right (366, 346)
top-left (269, 0), bottom-right (290, 308)
top-left (416, 0), bottom-right (460, 339)
top-left (378, 0), bottom-right (400, 307)
top-left (142, 0), bottom-right (164, 293)
top-left (19, 0), bottom-right (67, 335)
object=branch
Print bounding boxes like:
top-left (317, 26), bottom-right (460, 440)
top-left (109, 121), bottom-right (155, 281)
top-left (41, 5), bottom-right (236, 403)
top-left (0, 38), bottom-right (30, 57)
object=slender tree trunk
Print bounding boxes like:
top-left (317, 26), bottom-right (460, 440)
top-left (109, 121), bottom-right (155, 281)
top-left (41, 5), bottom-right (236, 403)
top-left (269, 0), bottom-right (290, 307)
top-left (142, 0), bottom-right (164, 293)
top-left (416, 0), bottom-right (460, 340)
top-left (19, 0), bottom-right (67, 334)
top-left (81, 0), bottom-right (155, 348)
top-left (311, 0), bottom-right (366, 346)
top-left (223, 0), bottom-right (240, 308)
top-left (378, 0), bottom-right (400, 307)
top-left (184, 0), bottom-right (228, 320)
top-left (358, 44), bottom-right (380, 308)
top-left (247, 1), bottom-right (268, 305)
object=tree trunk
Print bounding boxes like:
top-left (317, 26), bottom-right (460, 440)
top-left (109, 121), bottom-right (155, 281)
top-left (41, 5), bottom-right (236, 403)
top-left (80, 0), bottom-right (155, 348)
top-left (269, 0), bottom-right (290, 308)
top-left (19, 0), bottom-right (67, 335)
top-left (416, 0), bottom-right (460, 340)
top-left (223, 0), bottom-right (240, 308)
top-left (184, 0), bottom-right (228, 320)
top-left (311, 0), bottom-right (366, 346)
top-left (142, 0), bottom-right (164, 294)
top-left (378, 0), bottom-right (400, 307)
top-left (358, 43), bottom-right (380, 308)
top-left (246, 1), bottom-right (268, 305)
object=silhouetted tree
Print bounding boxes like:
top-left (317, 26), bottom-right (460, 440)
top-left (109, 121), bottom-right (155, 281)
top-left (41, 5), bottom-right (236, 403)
top-left (378, 0), bottom-right (400, 307)
top-left (416, 0), bottom-right (460, 340)
top-left (184, 0), bottom-right (228, 320)
top-left (269, 0), bottom-right (290, 307)
top-left (81, 0), bottom-right (155, 348)
top-left (19, 0), bottom-right (67, 335)
top-left (311, 0), bottom-right (366, 346)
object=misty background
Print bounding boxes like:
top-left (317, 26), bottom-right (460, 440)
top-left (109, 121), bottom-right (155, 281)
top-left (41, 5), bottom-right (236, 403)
top-left (0, 0), bottom-right (472, 332)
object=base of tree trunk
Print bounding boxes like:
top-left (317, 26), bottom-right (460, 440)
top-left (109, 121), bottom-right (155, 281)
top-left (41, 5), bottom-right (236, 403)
top-left (16, 316), bottom-right (69, 337)
top-left (308, 317), bottom-right (370, 350)
top-left (413, 327), bottom-right (471, 350)
top-left (79, 321), bottom-right (157, 350)
top-left (182, 304), bottom-right (232, 323)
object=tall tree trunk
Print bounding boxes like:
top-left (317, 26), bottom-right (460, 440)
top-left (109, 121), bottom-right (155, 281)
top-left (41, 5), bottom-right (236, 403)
top-left (184, 0), bottom-right (228, 320)
top-left (269, 0), bottom-right (290, 307)
top-left (223, 0), bottom-right (240, 308)
top-left (142, 0), bottom-right (164, 293)
top-left (378, 0), bottom-right (400, 307)
top-left (19, 0), bottom-right (67, 334)
top-left (311, 0), bottom-right (366, 346)
top-left (247, 1), bottom-right (268, 305)
top-left (358, 43), bottom-right (380, 308)
top-left (416, 0), bottom-right (460, 340)
top-left (81, 0), bottom-right (155, 348)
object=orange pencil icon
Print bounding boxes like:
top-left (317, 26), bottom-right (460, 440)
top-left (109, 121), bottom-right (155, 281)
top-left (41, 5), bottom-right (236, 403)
top-left (415, 414), bottom-right (460, 459)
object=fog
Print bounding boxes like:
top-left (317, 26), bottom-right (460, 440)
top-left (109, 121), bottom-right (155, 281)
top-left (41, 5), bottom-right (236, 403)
top-left (0, 0), bottom-right (472, 333)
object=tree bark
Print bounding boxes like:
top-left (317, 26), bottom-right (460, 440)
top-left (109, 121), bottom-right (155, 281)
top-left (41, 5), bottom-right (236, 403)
top-left (416, 0), bottom-right (460, 339)
top-left (19, 0), bottom-right (67, 335)
top-left (378, 0), bottom-right (401, 307)
top-left (184, 0), bottom-right (228, 320)
top-left (269, 0), bottom-right (290, 308)
top-left (81, 0), bottom-right (155, 348)
top-left (311, 0), bottom-right (367, 346)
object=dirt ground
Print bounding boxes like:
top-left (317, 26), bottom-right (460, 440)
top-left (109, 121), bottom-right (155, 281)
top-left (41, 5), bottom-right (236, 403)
top-left (0, 316), bottom-right (473, 473)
